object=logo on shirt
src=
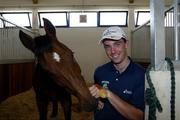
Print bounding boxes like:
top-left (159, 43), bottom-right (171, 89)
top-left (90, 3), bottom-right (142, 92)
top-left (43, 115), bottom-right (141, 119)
top-left (123, 89), bottom-right (132, 95)
top-left (101, 81), bottom-right (109, 89)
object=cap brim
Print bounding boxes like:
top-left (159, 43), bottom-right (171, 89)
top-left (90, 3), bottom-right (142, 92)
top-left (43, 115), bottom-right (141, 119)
top-left (99, 36), bottom-right (122, 44)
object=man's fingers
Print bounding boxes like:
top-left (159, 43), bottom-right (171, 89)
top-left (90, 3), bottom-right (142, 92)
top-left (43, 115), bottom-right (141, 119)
top-left (97, 101), bottom-right (104, 110)
top-left (89, 85), bottom-right (100, 98)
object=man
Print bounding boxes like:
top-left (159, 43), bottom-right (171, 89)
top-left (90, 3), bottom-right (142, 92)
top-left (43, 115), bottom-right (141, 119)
top-left (89, 26), bottom-right (145, 120)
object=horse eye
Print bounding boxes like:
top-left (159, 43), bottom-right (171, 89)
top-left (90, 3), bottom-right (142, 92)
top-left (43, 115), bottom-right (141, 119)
top-left (53, 52), bottom-right (61, 62)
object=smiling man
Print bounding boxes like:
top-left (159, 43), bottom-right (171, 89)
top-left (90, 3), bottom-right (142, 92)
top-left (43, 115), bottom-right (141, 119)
top-left (89, 26), bottom-right (145, 120)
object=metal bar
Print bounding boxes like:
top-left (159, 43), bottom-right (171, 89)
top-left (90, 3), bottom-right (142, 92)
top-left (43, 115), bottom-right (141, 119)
top-left (0, 15), bottom-right (35, 34)
top-left (150, 0), bottom-right (165, 70)
top-left (174, 0), bottom-right (180, 60)
top-left (133, 20), bottom-right (150, 32)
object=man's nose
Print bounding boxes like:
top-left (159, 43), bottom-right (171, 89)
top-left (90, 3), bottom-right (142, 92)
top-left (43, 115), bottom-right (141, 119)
top-left (110, 46), bottom-right (116, 53)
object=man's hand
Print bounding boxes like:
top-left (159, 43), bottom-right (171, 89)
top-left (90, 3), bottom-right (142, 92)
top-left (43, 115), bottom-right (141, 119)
top-left (97, 101), bottom-right (104, 110)
top-left (89, 84), bottom-right (105, 110)
top-left (89, 84), bottom-right (100, 98)
top-left (89, 84), bottom-right (107, 98)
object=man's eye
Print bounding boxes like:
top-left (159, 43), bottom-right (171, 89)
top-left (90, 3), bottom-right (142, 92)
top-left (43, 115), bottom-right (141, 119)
top-left (115, 41), bottom-right (124, 46)
top-left (104, 45), bottom-right (111, 49)
top-left (113, 43), bottom-right (121, 47)
top-left (116, 43), bottom-right (121, 45)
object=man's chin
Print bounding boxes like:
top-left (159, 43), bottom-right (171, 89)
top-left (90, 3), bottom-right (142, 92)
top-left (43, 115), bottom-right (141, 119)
top-left (112, 60), bottom-right (122, 65)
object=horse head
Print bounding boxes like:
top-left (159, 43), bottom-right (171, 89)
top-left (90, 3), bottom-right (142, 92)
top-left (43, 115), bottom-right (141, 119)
top-left (19, 18), bottom-right (97, 112)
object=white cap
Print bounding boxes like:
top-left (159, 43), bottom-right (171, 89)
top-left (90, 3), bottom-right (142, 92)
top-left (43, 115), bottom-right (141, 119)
top-left (100, 26), bottom-right (127, 43)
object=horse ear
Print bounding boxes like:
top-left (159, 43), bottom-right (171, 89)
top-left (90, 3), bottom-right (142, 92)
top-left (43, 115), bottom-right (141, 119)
top-left (19, 30), bottom-right (34, 52)
top-left (43, 18), bottom-right (56, 36)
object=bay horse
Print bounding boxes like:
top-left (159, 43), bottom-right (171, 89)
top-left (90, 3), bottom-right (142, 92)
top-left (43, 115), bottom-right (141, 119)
top-left (19, 18), bottom-right (97, 120)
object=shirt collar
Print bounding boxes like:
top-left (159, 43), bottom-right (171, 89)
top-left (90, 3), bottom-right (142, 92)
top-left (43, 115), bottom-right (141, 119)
top-left (108, 56), bottom-right (132, 73)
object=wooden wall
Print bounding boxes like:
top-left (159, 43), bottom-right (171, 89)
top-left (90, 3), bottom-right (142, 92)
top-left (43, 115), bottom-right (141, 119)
top-left (0, 61), bottom-right (34, 102)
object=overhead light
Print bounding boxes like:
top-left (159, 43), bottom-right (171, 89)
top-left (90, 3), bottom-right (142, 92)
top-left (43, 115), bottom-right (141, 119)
top-left (129, 0), bottom-right (134, 4)
top-left (33, 0), bottom-right (38, 4)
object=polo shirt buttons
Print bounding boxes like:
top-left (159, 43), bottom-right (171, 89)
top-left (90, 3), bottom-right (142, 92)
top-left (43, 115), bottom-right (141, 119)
top-left (115, 71), bottom-right (119, 81)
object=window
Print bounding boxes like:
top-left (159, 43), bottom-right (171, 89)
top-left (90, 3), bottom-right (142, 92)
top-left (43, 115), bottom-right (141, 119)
top-left (38, 12), bottom-right (68, 27)
top-left (135, 11), bottom-right (150, 26)
top-left (2, 12), bottom-right (32, 27)
top-left (99, 11), bottom-right (128, 26)
top-left (69, 12), bottom-right (97, 27)
top-left (0, 17), bottom-right (3, 28)
top-left (135, 9), bottom-right (174, 27)
top-left (0, 10), bottom-right (130, 28)
top-left (164, 8), bottom-right (174, 27)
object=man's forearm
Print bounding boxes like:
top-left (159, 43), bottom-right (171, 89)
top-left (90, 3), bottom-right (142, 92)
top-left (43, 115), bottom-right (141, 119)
top-left (107, 90), bottom-right (144, 120)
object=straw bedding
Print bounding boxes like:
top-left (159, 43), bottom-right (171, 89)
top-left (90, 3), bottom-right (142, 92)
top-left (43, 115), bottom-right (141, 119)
top-left (0, 88), bottom-right (93, 120)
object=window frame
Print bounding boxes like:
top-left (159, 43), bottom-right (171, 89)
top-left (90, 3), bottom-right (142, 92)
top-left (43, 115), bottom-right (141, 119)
top-left (0, 10), bottom-right (130, 28)
top-left (38, 11), bottom-right (68, 28)
top-left (68, 11), bottom-right (98, 28)
top-left (98, 11), bottom-right (128, 27)
top-left (164, 7), bottom-right (174, 27)
top-left (135, 11), bottom-right (150, 27)
top-left (0, 14), bottom-right (3, 28)
top-left (1, 12), bottom-right (32, 28)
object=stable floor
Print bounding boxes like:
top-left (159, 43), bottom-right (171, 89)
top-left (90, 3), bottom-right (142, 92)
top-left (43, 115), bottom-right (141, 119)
top-left (0, 88), bottom-right (93, 120)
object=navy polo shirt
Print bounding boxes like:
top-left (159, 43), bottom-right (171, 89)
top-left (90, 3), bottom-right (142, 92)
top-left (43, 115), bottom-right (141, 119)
top-left (93, 59), bottom-right (145, 120)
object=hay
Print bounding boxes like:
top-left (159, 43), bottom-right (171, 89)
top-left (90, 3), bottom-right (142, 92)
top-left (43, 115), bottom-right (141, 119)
top-left (0, 88), bottom-right (93, 120)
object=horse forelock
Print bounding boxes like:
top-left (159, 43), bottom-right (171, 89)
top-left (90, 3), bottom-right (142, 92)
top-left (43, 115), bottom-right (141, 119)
top-left (34, 35), bottom-right (53, 56)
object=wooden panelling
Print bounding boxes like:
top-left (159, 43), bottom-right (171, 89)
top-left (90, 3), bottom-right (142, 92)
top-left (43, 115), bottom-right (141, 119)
top-left (0, 62), bottom-right (34, 103)
top-left (0, 65), bottom-right (9, 103)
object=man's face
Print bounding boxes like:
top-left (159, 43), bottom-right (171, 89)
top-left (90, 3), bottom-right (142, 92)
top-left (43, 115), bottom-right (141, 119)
top-left (103, 39), bottom-right (128, 64)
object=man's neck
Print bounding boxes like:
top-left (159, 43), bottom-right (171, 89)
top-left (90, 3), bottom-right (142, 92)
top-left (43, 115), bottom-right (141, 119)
top-left (114, 57), bottom-right (130, 73)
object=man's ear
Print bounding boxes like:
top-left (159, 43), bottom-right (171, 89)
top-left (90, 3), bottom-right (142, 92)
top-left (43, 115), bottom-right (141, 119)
top-left (19, 30), bottom-right (34, 52)
top-left (43, 18), bottom-right (56, 37)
